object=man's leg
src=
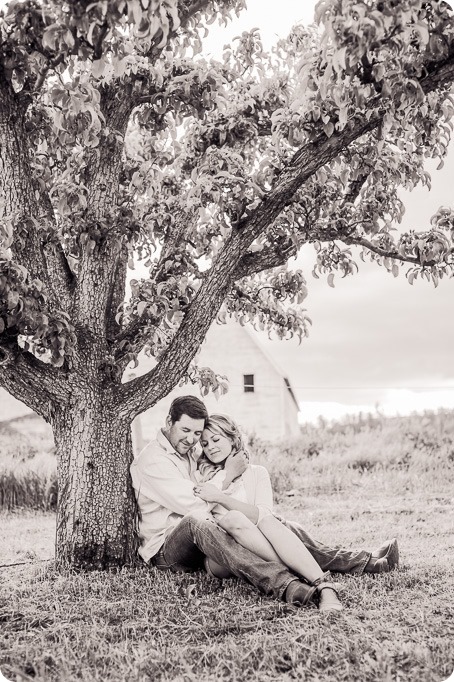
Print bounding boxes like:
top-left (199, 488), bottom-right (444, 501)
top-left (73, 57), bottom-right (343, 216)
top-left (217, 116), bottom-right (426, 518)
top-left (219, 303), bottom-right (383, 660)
top-left (275, 515), bottom-right (371, 574)
top-left (156, 512), bottom-right (314, 603)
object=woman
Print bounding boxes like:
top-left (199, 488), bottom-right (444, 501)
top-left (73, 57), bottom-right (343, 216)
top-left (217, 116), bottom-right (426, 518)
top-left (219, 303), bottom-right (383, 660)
top-left (194, 414), bottom-right (399, 612)
top-left (194, 414), bottom-right (346, 612)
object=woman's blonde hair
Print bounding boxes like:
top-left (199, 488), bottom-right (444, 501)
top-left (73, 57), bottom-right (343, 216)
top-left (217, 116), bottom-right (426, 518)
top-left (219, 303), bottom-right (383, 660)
top-left (198, 414), bottom-right (250, 478)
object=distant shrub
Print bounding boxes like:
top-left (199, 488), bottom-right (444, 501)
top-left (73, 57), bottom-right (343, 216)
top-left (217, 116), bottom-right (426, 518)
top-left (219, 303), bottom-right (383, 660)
top-left (348, 458), bottom-right (377, 473)
top-left (0, 453), bottom-right (57, 511)
top-left (248, 408), bottom-right (454, 497)
top-left (306, 442), bottom-right (321, 458)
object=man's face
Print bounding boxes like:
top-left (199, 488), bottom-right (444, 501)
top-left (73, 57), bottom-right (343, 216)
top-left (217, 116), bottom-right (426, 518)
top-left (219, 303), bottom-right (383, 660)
top-left (166, 413), bottom-right (205, 455)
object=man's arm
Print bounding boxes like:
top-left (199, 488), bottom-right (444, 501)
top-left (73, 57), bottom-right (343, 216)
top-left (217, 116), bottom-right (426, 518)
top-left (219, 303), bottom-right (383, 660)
top-left (132, 457), bottom-right (212, 517)
top-left (197, 451), bottom-right (248, 491)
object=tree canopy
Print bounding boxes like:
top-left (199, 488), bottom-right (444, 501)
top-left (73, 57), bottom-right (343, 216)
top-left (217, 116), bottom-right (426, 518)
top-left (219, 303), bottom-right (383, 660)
top-left (1, 0), bottom-right (454, 420)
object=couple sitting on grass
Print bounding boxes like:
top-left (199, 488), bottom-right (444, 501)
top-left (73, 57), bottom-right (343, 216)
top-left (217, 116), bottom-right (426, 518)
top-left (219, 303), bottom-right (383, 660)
top-left (131, 396), bottom-right (399, 613)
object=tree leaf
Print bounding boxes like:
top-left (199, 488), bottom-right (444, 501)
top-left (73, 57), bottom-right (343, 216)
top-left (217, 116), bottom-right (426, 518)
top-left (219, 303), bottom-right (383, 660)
top-left (136, 301), bottom-right (147, 317)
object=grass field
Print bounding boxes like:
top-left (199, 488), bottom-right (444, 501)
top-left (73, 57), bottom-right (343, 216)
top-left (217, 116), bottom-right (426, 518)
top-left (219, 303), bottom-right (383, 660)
top-left (1, 411), bottom-right (454, 681)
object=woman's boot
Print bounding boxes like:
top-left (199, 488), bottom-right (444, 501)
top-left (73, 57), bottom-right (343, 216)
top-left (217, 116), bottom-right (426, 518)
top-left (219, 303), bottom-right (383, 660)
top-left (312, 572), bottom-right (343, 612)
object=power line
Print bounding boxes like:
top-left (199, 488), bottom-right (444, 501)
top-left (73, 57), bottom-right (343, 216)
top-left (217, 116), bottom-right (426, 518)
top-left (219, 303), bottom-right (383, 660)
top-left (223, 383), bottom-right (454, 390)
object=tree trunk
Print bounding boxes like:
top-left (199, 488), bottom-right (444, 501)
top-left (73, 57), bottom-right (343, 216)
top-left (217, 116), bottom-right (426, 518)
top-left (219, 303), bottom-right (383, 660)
top-left (52, 395), bottom-right (138, 570)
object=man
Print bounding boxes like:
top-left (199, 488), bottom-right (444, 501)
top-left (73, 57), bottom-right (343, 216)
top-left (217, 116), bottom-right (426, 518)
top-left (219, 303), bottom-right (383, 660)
top-left (130, 395), bottom-right (399, 606)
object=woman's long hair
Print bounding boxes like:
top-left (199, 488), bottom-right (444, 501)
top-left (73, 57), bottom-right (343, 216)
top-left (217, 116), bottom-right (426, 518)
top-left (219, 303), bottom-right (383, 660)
top-left (198, 414), bottom-right (250, 480)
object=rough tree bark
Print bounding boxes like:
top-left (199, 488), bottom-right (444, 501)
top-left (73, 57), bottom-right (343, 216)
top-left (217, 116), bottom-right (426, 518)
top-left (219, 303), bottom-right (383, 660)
top-left (52, 394), bottom-right (138, 570)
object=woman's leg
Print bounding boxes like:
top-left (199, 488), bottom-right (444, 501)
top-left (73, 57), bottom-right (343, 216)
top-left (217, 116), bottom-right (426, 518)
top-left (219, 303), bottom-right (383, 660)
top-left (257, 514), bottom-right (325, 583)
top-left (217, 510), bottom-right (282, 562)
top-left (257, 514), bottom-right (343, 611)
top-left (218, 511), bottom-right (341, 610)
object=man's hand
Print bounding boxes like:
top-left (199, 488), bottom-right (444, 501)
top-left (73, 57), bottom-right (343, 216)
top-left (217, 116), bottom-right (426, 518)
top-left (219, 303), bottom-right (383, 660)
top-left (193, 482), bottom-right (222, 503)
top-left (222, 450), bottom-right (248, 490)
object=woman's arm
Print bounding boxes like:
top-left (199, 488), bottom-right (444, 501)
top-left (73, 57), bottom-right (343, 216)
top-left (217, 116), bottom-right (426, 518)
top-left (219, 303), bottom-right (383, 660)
top-left (194, 483), bottom-right (259, 524)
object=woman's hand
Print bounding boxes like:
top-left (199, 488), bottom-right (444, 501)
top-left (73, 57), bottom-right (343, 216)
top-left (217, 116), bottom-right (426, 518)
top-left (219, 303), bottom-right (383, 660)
top-left (193, 482), bottom-right (222, 503)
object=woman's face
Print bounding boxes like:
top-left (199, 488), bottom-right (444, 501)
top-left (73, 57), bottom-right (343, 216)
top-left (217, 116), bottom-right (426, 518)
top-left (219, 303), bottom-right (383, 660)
top-left (201, 427), bottom-right (233, 464)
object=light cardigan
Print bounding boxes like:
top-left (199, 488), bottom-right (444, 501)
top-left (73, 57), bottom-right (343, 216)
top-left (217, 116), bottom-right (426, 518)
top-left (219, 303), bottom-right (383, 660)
top-left (130, 429), bottom-right (274, 562)
top-left (201, 466), bottom-right (274, 523)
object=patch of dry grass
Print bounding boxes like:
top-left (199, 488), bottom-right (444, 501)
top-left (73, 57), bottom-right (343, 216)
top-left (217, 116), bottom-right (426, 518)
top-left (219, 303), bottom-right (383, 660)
top-left (1, 483), bottom-right (453, 681)
top-left (1, 557), bottom-right (453, 682)
top-left (1, 410), bottom-right (454, 681)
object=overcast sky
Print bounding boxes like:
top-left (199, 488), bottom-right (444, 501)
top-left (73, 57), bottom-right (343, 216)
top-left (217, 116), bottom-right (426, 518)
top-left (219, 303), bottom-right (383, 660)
top-left (202, 0), bottom-right (454, 421)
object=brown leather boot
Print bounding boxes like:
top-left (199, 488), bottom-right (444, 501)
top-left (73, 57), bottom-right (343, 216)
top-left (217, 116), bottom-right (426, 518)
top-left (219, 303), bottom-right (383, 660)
top-left (365, 538), bottom-right (399, 573)
top-left (312, 572), bottom-right (343, 612)
top-left (284, 579), bottom-right (317, 607)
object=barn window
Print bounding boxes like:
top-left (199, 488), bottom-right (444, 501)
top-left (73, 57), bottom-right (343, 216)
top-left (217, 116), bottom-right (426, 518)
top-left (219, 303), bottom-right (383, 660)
top-left (243, 374), bottom-right (255, 393)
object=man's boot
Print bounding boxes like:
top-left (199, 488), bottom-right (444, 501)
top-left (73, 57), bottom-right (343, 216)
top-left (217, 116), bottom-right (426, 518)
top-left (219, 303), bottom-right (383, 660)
top-left (365, 538), bottom-right (399, 573)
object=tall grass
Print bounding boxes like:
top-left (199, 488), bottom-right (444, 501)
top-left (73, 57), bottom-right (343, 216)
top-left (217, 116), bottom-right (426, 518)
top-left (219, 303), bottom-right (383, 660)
top-left (0, 419), bottom-right (57, 511)
top-left (0, 452), bottom-right (57, 511)
top-left (1, 409), bottom-right (454, 510)
top-left (250, 409), bottom-right (454, 498)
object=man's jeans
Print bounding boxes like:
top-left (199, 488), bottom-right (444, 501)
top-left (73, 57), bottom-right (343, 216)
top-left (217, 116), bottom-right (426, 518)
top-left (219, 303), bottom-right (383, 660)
top-left (152, 511), bottom-right (371, 603)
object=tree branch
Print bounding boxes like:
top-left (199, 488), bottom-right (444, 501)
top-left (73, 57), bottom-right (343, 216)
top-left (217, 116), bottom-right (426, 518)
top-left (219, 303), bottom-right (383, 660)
top-left (84, 86), bottom-right (136, 216)
top-left (74, 87), bottom-right (138, 338)
top-left (236, 169), bottom-right (372, 280)
top-left (342, 172), bottom-right (370, 207)
top-left (230, 48), bottom-right (454, 267)
top-left (112, 206), bottom-right (199, 366)
top-left (117, 229), bottom-right (244, 418)
top-left (106, 244), bottom-right (129, 340)
top-left (0, 76), bottom-right (74, 310)
top-left (235, 238), bottom-right (297, 279)
top-left (117, 44), bottom-right (454, 419)
top-left (0, 343), bottom-right (70, 420)
top-left (131, 0), bottom-right (246, 63)
top-left (93, 22), bottom-right (110, 60)
top-left (343, 234), bottom-right (452, 267)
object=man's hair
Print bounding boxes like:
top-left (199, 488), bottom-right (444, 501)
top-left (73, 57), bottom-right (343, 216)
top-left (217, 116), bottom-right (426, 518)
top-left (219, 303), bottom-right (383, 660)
top-left (168, 395), bottom-right (208, 424)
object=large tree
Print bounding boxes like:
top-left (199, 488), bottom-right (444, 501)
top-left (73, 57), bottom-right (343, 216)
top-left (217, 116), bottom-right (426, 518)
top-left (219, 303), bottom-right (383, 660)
top-left (1, 0), bottom-right (453, 570)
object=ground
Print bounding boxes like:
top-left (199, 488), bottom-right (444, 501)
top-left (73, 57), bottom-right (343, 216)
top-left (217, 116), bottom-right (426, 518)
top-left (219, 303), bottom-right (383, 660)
top-left (1, 469), bottom-right (453, 682)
